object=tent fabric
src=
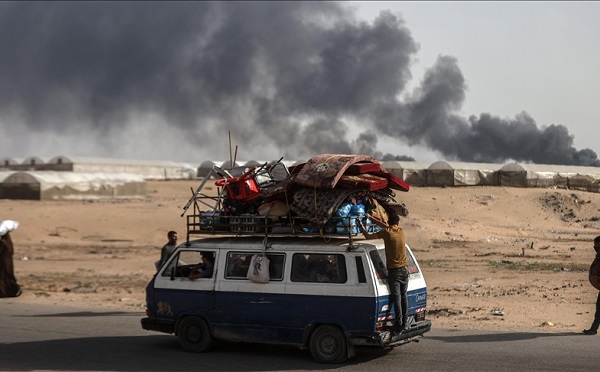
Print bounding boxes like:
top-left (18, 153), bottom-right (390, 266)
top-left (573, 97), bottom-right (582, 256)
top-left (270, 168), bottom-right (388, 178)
top-left (0, 171), bottom-right (146, 200)
top-left (424, 161), bottom-right (502, 187)
top-left (382, 160), bottom-right (600, 190)
top-left (0, 172), bottom-right (14, 183)
top-left (6, 156), bottom-right (50, 171)
top-left (43, 156), bottom-right (187, 180)
top-left (47, 155), bottom-right (180, 167)
top-left (498, 163), bottom-right (600, 190)
top-left (4, 154), bottom-right (600, 192)
top-left (381, 161), bottom-right (430, 186)
top-left (22, 156), bottom-right (49, 165)
top-left (219, 160), bottom-right (241, 170)
top-left (0, 158), bottom-right (21, 167)
top-left (197, 160), bottom-right (223, 179)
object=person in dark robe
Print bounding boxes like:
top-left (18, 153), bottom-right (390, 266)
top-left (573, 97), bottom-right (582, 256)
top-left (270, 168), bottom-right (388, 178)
top-left (583, 235), bottom-right (600, 335)
top-left (0, 231), bottom-right (21, 298)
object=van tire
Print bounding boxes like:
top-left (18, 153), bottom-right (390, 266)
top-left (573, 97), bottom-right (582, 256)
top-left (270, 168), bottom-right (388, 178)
top-left (309, 325), bottom-right (348, 364)
top-left (177, 316), bottom-right (213, 353)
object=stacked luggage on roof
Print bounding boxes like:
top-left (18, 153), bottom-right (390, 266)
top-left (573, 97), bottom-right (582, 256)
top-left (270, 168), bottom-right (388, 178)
top-left (184, 154), bottom-right (410, 239)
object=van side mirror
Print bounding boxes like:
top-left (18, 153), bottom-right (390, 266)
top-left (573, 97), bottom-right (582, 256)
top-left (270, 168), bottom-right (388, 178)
top-left (170, 267), bottom-right (175, 281)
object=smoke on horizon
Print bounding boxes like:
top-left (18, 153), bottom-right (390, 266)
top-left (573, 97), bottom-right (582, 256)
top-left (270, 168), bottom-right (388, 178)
top-left (0, 2), bottom-right (597, 166)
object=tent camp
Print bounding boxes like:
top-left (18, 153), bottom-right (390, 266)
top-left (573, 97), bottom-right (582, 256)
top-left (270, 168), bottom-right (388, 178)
top-left (498, 163), bottom-right (600, 191)
top-left (0, 171), bottom-right (146, 200)
top-left (425, 161), bottom-right (502, 187)
top-left (197, 160), bottom-right (250, 179)
top-left (178, 163), bottom-right (198, 179)
top-left (381, 161), bottom-right (430, 186)
top-left (218, 160), bottom-right (242, 170)
top-left (1, 157), bottom-right (23, 169)
top-left (44, 156), bottom-right (187, 180)
top-left (197, 160), bottom-right (221, 179)
top-left (4, 156), bottom-right (51, 171)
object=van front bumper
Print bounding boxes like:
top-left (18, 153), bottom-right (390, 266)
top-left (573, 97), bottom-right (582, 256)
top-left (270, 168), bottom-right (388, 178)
top-left (347, 319), bottom-right (432, 347)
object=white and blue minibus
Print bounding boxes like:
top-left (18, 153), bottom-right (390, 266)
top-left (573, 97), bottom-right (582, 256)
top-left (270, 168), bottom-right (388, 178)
top-left (141, 236), bottom-right (431, 363)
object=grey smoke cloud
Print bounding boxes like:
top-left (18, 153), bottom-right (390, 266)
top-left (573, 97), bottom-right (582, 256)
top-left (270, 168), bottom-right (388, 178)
top-left (0, 2), bottom-right (597, 166)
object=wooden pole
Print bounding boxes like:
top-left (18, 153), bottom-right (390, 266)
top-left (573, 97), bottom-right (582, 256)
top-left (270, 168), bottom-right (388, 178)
top-left (229, 131), bottom-right (233, 169)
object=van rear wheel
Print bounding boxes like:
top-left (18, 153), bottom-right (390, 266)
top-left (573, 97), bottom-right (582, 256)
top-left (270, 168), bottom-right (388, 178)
top-left (177, 316), bottom-right (213, 353)
top-left (309, 325), bottom-right (348, 364)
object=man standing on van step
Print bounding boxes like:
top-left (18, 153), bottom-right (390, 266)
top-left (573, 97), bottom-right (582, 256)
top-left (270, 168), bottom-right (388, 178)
top-left (358, 213), bottom-right (409, 332)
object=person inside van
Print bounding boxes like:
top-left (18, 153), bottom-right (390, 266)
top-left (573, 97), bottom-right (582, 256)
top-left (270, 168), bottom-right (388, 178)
top-left (317, 255), bottom-right (339, 282)
top-left (358, 213), bottom-right (409, 332)
top-left (188, 251), bottom-right (215, 280)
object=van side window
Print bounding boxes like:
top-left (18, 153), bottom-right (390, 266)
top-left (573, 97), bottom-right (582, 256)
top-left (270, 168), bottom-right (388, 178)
top-left (291, 253), bottom-right (347, 283)
top-left (355, 256), bottom-right (366, 283)
top-left (225, 252), bottom-right (285, 281)
top-left (162, 250), bottom-right (215, 278)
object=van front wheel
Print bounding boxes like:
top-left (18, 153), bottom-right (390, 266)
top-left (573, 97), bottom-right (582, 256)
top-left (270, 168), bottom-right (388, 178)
top-left (309, 325), bottom-right (348, 364)
top-left (177, 316), bottom-right (213, 353)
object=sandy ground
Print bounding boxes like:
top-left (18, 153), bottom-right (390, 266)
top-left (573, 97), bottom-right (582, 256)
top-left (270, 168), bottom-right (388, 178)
top-left (2, 179), bottom-right (600, 333)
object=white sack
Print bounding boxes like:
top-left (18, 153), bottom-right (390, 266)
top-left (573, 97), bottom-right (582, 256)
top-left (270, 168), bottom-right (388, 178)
top-left (0, 220), bottom-right (19, 236)
top-left (246, 253), bottom-right (270, 283)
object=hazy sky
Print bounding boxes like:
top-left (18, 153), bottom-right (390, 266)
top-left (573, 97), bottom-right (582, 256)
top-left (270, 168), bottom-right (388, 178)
top-left (1, 2), bottom-right (598, 165)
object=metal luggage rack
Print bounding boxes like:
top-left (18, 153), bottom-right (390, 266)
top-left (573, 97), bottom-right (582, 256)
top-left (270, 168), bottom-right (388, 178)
top-left (180, 161), bottom-right (384, 244)
top-left (185, 213), bottom-right (375, 241)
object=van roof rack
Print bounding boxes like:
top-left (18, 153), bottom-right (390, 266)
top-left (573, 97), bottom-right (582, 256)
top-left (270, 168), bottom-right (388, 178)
top-left (184, 212), bottom-right (369, 243)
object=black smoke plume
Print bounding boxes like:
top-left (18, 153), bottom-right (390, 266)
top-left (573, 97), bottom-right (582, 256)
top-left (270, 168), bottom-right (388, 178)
top-left (0, 2), bottom-right (597, 166)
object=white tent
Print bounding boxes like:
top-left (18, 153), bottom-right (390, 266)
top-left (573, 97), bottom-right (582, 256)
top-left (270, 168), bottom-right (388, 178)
top-left (197, 160), bottom-right (222, 179)
top-left (0, 171), bottom-right (146, 200)
top-left (6, 156), bottom-right (51, 171)
top-left (381, 161), bottom-right (430, 186)
top-left (0, 157), bottom-right (22, 169)
top-left (0, 171), bottom-right (14, 183)
top-left (426, 161), bottom-right (502, 186)
top-left (45, 155), bottom-right (186, 180)
top-left (498, 163), bottom-right (600, 190)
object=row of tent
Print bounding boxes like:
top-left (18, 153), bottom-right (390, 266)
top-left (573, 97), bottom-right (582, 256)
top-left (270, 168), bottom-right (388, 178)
top-left (201, 159), bottom-right (600, 192)
top-left (0, 171), bottom-right (146, 200)
top-left (2, 155), bottom-right (304, 180)
top-left (1, 155), bottom-right (197, 180)
top-left (382, 161), bottom-right (600, 191)
top-left (2, 155), bottom-right (600, 200)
